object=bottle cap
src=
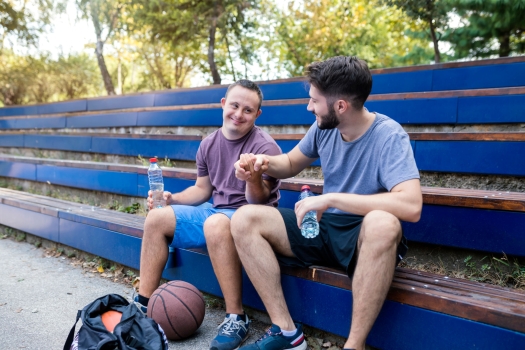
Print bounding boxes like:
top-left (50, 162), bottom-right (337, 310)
top-left (149, 158), bottom-right (157, 163)
top-left (301, 185), bottom-right (311, 191)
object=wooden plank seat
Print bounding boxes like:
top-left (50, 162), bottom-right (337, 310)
top-left (276, 132), bottom-right (525, 177)
top-left (1, 86), bottom-right (525, 130)
top-left (1, 186), bottom-right (524, 349)
top-left (2, 131), bottom-right (525, 176)
top-left (0, 56), bottom-right (525, 116)
top-left (0, 56), bottom-right (524, 118)
top-left (1, 154), bottom-right (525, 257)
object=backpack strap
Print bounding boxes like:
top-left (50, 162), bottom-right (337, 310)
top-left (63, 310), bottom-right (82, 350)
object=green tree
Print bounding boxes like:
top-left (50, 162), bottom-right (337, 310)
top-left (135, 40), bottom-right (197, 89)
top-left (52, 53), bottom-right (102, 99)
top-left (0, 0), bottom-right (65, 48)
top-left (76, 0), bottom-right (124, 95)
top-left (26, 54), bottom-right (55, 102)
top-left (131, 0), bottom-right (258, 85)
top-left (445, 0), bottom-right (525, 58)
top-left (0, 50), bottom-right (30, 105)
top-left (382, 0), bottom-right (451, 63)
top-left (0, 50), bottom-right (103, 106)
top-left (268, 0), bottom-right (432, 76)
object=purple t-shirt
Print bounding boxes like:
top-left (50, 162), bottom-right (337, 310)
top-left (196, 126), bottom-right (281, 209)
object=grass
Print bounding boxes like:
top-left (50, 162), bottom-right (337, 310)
top-left (137, 155), bottom-right (174, 168)
top-left (137, 155), bottom-right (149, 167)
top-left (160, 156), bottom-right (173, 168)
top-left (108, 200), bottom-right (143, 215)
top-left (400, 248), bottom-right (525, 290)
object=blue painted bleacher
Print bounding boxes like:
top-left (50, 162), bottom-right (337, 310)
top-left (2, 132), bottom-right (525, 176)
top-left (1, 155), bottom-right (524, 258)
top-left (0, 56), bottom-right (523, 117)
top-left (1, 56), bottom-right (525, 350)
top-left (1, 89), bottom-right (524, 129)
top-left (1, 186), bottom-right (524, 350)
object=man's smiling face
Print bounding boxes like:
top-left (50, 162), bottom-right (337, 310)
top-left (221, 85), bottom-right (262, 140)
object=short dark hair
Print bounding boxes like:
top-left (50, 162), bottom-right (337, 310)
top-left (225, 79), bottom-right (264, 110)
top-left (305, 56), bottom-right (372, 110)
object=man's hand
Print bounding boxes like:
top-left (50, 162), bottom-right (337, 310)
top-left (147, 190), bottom-right (173, 210)
top-left (239, 153), bottom-right (266, 183)
top-left (294, 194), bottom-right (329, 229)
top-left (234, 153), bottom-right (269, 181)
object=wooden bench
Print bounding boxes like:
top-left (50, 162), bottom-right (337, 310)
top-left (1, 86), bottom-right (525, 130)
top-left (1, 187), bottom-right (524, 349)
top-left (2, 130), bottom-right (525, 175)
top-left (0, 56), bottom-right (523, 118)
top-left (2, 154), bottom-right (525, 258)
top-left (2, 56), bottom-right (525, 349)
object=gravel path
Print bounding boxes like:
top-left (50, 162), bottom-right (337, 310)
top-left (0, 238), bottom-right (271, 349)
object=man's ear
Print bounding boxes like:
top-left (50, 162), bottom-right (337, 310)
top-left (255, 109), bottom-right (262, 118)
top-left (220, 97), bottom-right (226, 108)
top-left (336, 99), bottom-right (350, 114)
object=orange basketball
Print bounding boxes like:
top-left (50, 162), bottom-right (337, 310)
top-left (148, 281), bottom-right (205, 340)
top-left (101, 310), bottom-right (122, 333)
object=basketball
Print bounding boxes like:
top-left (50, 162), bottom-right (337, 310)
top-left (147, 280), bottom-right (206, 340)
top-left (101, 310), bottom-right (122, 333)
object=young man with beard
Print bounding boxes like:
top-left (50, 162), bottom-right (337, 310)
top-left (136, 79), bottom-right (282, 350)
top-left (231, 56), bottom-right (422, 350)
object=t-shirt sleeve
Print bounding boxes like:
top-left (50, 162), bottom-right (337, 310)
top-left (298, 122), bottom-right (320, 159)
top-left (379, 132), bottom-right (420, 191)
top-left (196, 143), bottom-right (208, 177)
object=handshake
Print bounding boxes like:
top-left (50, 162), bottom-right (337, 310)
top-left (234, 153), bottom-right (270, 182)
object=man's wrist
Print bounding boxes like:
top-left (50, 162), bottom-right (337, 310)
top-left (167, 194), bottom-right (179, 205)
top-left (246, 176), bottom-right (264, 187)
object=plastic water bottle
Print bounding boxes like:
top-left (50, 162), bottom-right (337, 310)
top-left (299, 185), bottom-right (319, 238)
top-left (148, 158), bottom-right (165, 209)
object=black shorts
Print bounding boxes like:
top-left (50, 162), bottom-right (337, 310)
top-left (276, 208), bottom-right (408, 278)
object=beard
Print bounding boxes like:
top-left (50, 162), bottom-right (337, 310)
top-left (316, 103), bottom-right (340, 130)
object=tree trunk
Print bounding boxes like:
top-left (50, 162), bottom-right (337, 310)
top-left (117, 59), bottom-right (122, 94)
top-left (208, 3), bottom-right (221, 85)
top-left (94, 41), bottom-right (116, 95)
top-left (90, 5), bottom-right (116, 95)
top-left (153, 49), bottom-right (171, 89)
top-left (498, 32), bottom-right (511, 57)
top-left (428, 17), bottom-right (441, 63)
top-left (224, 35), bottom-right (237, 81)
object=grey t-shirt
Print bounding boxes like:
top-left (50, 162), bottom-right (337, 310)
top-left (298, 112), bottom-right (419, 215)
top-left (196, 126), bottom-right (282, 209)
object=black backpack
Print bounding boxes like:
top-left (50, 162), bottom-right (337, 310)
top-left (63, 294), bottom-right (168, 350)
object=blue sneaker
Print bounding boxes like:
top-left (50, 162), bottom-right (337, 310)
top-left (240, 323), bottom-right (306, 350)
top-left (210, 314), bottom-right (250, 350)
top-left (132, 293), bottom-right (148, 316)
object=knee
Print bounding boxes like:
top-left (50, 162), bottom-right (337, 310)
top-left (143, 207), bottom-right (174, 237)
top-left (230, 205), bottom-right (260, 240)
top-left (361, 210), bottom-right (402, 245)
top-left (203, 214), bottom-right (231, 245)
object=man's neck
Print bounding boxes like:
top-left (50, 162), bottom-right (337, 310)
top-left (337, 108), bottom-right (376, 142)
top-left (220, 126), bottom-right (253, 141)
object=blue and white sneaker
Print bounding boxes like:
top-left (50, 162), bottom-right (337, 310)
top-left (132, 292), bottom-right (148, 316)
top-left (210, 314), bottom-right (250, 350)
top-left (240, 323), bottom-right (306, 350)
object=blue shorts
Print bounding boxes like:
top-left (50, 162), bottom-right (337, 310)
top-left (169, 203), bottom-right (236, 249)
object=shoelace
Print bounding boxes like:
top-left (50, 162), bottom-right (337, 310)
top-left (255, 327), bottom-right (281, 343)
top-left (218, 318), bottom-right (242, 336)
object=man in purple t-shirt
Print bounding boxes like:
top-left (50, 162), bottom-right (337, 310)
top-left (135, 80), bottom-right (282, 350)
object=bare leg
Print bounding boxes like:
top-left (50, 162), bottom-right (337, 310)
top-left (345, 210), bottom-right (402, 350)
top-left (230, 205), bottom-right (296, 331)
top-left (204, 214), bottom-right (244, 315)
top-left (139, 206), bottom-right (176, 298)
